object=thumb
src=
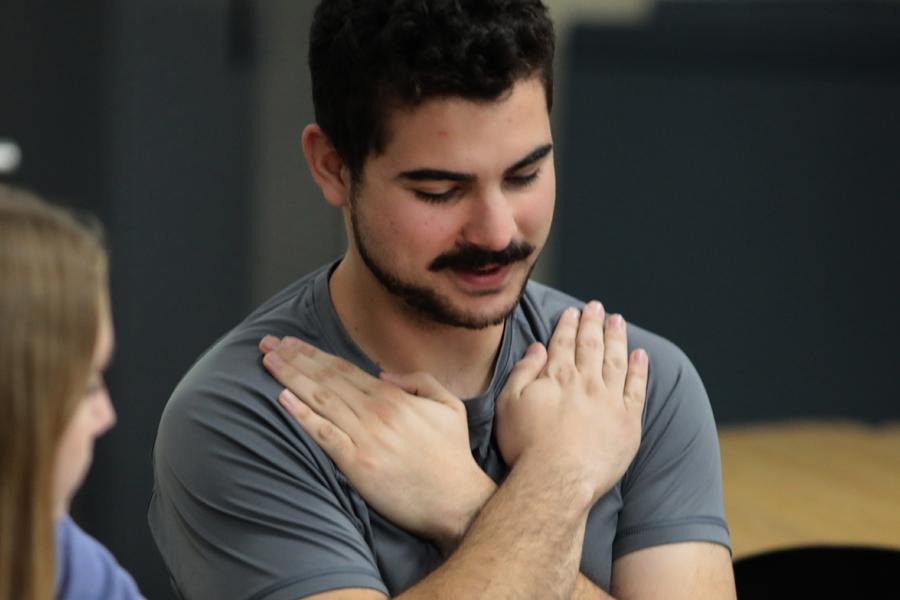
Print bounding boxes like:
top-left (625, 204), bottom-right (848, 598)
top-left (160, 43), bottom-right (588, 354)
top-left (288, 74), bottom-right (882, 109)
top-left (380, 371), bottom-right (460, 407)
top-left (501, 343), bottom-right (547, 400)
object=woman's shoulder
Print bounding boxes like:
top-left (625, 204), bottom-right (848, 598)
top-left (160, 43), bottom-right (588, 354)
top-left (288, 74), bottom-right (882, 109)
top-left (55, 515), bottom-right (145, 600)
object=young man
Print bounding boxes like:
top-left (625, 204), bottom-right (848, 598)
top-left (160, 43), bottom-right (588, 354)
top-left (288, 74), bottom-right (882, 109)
top-left (149, 1), bottom-right (736, 598)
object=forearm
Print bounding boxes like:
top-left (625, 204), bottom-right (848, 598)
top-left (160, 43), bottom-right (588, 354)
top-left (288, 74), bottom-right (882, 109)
top-left (433, 476), bottom-right (615, 600)
top-left (397, 452), bottom-right (593, 600)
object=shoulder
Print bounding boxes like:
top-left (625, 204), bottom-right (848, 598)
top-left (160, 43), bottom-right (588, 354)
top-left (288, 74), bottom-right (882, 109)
top-left (517, 280), bottom-right (585, 343)
top-left (56, 516), bottom-right (144, 600)
top-left (152, 263), bottom-right (341, 503)
top-left (159, 264), bottom-right (331, 434)
top-left (519, 280), bottom-right (691, 368)
top-left (149, 265), bottom-right (387, 599)
top-left (518, 280), bottom-right (707, 427)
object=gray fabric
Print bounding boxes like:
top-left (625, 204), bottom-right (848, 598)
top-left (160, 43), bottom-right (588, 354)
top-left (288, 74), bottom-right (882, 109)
top-left (149, 261), bottom-right (730, 599)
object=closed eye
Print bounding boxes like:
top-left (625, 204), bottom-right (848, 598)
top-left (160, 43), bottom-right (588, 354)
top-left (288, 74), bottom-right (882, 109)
top-left (414, 188), bottom-right (462, 203)
top-left (506, 170), bottom-right (540, 189)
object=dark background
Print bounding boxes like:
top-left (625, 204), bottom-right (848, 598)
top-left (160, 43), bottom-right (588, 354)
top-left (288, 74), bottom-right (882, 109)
top-left (2, 1), bottom-right (898, 597)
top-left (556, 2), bottom-right (900, 424)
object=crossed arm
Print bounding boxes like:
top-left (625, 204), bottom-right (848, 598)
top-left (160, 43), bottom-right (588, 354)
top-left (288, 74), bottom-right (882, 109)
top-left (259, 302), bottom-right (736, 599)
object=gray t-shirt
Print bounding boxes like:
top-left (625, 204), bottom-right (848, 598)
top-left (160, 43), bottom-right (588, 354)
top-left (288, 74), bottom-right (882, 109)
top-left (149, 262), bottom-right (730, 599)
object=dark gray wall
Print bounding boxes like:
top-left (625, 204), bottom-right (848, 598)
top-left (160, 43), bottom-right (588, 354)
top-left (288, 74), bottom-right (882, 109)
top-left (0, 1), bottom-right (104, 212)
top-left (557, 2), bottom-right (900, 424)
top-left (91, 3), bottom-right (253, 598)
top-left (3, 1), bottom-right (254, 598)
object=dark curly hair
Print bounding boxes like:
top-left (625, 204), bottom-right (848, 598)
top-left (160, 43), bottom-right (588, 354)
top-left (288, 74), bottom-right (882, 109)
top-left (309, 0), bottom-right (555, 182)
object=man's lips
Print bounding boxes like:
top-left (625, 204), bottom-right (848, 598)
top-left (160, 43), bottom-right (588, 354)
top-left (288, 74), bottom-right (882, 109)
top-left (449, 263), bottom-right (513, 288)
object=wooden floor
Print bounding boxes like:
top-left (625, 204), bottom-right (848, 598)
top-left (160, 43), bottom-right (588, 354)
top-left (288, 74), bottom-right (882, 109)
top-left (718, 420), bottom-right (900, 559)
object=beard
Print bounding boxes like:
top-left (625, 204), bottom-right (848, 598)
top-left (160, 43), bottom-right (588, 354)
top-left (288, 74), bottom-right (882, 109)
top-left (349, 195), bottom-right (536, 330)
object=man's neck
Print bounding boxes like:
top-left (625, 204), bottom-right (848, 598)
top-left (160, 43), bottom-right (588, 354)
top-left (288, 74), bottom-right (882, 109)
top-left (329, 254), bottom-right (506, 399)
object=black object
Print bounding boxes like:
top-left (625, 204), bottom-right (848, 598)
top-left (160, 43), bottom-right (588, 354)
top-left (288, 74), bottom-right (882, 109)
top-left (734, 545), bottom-right (900, 597)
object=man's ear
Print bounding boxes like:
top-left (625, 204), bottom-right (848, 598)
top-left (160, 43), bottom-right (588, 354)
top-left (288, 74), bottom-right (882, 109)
top-left (302, 124), bottom-right (351, 208)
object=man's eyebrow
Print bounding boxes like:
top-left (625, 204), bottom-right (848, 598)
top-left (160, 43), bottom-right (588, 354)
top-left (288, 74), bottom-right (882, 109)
top-left (396, 168), bottom-right (475, 183)
top-left (505, 143), bottom-right (553, 175)
top-left (396, 143), bottom-right (554, 184)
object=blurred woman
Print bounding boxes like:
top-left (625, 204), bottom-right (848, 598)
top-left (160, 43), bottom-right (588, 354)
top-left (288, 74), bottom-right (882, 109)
top-left (0, 185), bottom-right (143, 599)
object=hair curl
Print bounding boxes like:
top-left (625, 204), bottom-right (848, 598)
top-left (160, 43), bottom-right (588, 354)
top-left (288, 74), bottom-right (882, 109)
top-left (309, 0), bottom-right (555, 181)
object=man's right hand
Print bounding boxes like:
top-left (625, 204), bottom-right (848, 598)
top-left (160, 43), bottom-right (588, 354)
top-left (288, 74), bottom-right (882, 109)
top-left (259, 336), bottom-right (495, 552)
top-left (496, 301), bottom-right (649, 502)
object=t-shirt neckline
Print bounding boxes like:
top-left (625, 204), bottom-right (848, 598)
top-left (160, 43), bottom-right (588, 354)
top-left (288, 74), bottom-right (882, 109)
top-left (310, 259), bottom-right (516, 427)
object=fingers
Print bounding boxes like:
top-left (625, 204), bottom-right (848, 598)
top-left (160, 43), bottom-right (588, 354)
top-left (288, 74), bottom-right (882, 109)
top-left (574, 301), bottom-right (606, 372)
top-left (544, 307), bottom-right (579, 382)
top-left (623, 349), bottom-right (649, 412)
top-left (262, 349), bottom-right (365, 439)
top-left (602, 314), bottom-right (629, 392)
top-left (278, 388), bottom-right (355, 467)
top-left (294, 338), bottom-right (382, 394)
top-left (379, 371), bottom-right (460, 408)
top-left (500, 342), bottom-right (548, 401)
top-left (262, 335), bottom-right (380, 395)
top-left (259, 335), bottom-right (279, 353)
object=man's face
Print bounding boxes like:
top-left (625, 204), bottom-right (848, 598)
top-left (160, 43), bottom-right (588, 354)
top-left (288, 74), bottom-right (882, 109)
top-left (347, 76), bottom-right (555, 329)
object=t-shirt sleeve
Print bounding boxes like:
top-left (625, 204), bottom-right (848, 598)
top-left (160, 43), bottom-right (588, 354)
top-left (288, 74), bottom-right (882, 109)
top-left (612, 332), bottom-right (731, 558)
top-left (148, 341), bottom-right (389, 600)
top-left (55, 515), bottom-right (145, 600)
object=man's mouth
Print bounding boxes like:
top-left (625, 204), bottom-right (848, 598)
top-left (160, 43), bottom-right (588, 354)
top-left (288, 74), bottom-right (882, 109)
top-left (458, 263), bottom-right (503, 275)
top-left (450, 263), bottom-right (513, 288)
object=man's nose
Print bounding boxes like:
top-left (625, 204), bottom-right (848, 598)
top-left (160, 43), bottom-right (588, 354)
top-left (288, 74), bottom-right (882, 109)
top-left (461, 188), bottom-right (517, 252)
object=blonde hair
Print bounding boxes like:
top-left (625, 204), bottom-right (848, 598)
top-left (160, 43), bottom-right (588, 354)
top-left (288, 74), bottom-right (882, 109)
top-left (0, 185), bottom-right (108, 600)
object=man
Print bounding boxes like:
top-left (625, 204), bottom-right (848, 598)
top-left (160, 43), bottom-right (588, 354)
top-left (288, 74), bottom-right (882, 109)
top-left (149, 1), bottom-right (736, 598)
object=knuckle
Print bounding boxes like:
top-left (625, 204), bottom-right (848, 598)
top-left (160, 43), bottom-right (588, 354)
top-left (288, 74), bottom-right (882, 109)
top-left (549, 362), bottom-right (575, 386)
top-left (605, 353), bottom-right (627, 371)
top-left (317, 420), bottom-right (335, 441)
top-left (313, 365), bottom-right (338, 382)
top-left (555, 334), bottom-right (575, 350)
top-left (311, 387), bottom-right (336, 406)
top-left (355, 450), bottom-right (378, 472)
top-left (372, 402), bottom-right (396, 426)
top-left (576, 336), bottom-right (601, 352)
top-left (583, 377), bottom-right (603, 397)
top-left (332, 358), bottom-right (355, 374)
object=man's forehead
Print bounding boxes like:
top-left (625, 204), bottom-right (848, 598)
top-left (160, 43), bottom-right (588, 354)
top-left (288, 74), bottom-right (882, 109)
top-left (372, 78), bottom-right (552, 171)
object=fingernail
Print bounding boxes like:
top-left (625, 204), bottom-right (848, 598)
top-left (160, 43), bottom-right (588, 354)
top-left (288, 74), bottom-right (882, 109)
top-left (279, 389), bottom-right (307, 414)
top-left (526, 343), bottom-right (543, 357)
top-left (634, 349), bottom-right (647, 365)
top-left (585, 301), bottom-right (603, 315)
top-left (279, 389), bottom-right (295, 406)
top-left (263, 351), bottom-right (283, 367)
top-left (260, 335), bottom-right (279, 351)
top-left (608, 314), bottom-right (624, 329)
top-left (564, 307), bottom-right (579, 321)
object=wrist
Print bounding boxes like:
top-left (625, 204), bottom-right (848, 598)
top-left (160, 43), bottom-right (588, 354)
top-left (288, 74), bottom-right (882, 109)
top-left (515, 446), bottom-right (597, 515)
top-left (434, 469), bottom-right (497, 555)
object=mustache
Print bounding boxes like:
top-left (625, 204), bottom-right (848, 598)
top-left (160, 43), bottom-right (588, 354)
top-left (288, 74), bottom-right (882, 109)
top-left (428, 240), bottom-right (535, 272)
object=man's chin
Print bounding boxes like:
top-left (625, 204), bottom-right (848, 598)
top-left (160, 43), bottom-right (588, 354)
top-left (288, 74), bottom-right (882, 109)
top-left (418, 278), bottom-right (528, 330)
